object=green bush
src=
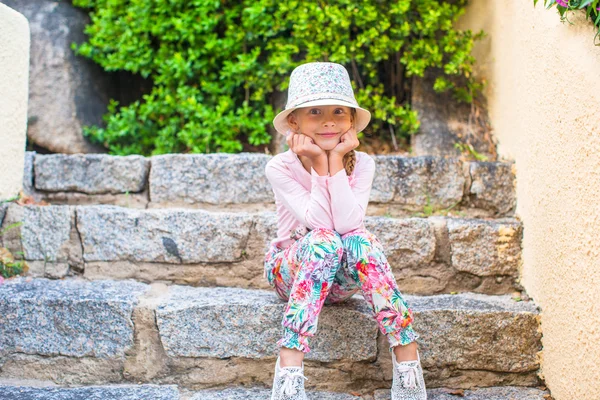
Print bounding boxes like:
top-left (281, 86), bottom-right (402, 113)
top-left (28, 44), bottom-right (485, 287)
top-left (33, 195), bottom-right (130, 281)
top-left (72, 0), bottom-right (484, 155)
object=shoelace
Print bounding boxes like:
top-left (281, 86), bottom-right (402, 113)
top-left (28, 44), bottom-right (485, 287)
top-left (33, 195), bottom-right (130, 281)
top-left (279, 368), bottom-right (309, 396)
top-left (396, 362), bottom-right (419, 388)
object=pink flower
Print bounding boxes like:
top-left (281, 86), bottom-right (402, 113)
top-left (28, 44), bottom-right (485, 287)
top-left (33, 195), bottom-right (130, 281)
top-left (375, 307), bottom-right (414, 330)
top-left (292, 279), bottom-right (313, 303)
top-left (556, 0), bottom-right (568, 6)
top-left (0, 276), bottom-right (4, 286)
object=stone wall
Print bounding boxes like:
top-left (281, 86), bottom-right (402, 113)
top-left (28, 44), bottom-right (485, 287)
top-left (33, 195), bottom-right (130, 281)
top-left (4, 151), bottom-right (523, 295)
top-left (0, 202), bottom-right (524, 295)
top-left (21, 151), bottom-right (516, 218)
top-left (0, 276), bottom-right (542, 391)
top-left (457, 1), bottom-right (600, 399)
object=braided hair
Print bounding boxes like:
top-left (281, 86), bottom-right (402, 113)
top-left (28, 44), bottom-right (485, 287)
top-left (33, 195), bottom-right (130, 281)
top-left (343, 108), bottom-right (357, 176)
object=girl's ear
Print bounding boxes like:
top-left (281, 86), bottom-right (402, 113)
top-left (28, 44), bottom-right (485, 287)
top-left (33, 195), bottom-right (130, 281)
top-left (287, 112), bottom-right (299, 131)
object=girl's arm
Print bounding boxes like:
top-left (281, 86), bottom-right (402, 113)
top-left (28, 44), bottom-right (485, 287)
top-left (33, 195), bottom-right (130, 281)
top-left (327, 154), bottom-right (376, 235)
top-left (265, 160), bottom-right (335, 230)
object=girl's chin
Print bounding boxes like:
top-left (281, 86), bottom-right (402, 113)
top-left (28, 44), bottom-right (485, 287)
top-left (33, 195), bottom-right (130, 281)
top-left (316, 144), bottom-right (338, 151)
top-left (314, 137), bottom-right (340, 147)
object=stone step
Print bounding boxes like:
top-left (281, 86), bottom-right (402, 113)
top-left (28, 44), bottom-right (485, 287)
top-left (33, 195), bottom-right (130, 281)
top-left (0, 277), bottom-right (542, 392)
top-left (374, 386), bottom-right (550, 399)
top-left (0, 382), bottom-right (551, 399)
top-left (0, 204), bottom-right (523, 295)
top-left (23, 151), bottom-right (516, 217)
top-left (0, 382), bottom-right (180, 400)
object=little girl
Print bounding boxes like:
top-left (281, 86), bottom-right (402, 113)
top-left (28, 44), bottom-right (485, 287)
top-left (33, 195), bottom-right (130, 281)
top-left (264, 62), bottom-right (427, 400)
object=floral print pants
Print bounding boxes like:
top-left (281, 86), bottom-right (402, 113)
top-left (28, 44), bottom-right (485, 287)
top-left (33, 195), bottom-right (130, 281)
top-left (264, 227), bottom-right (419, 354)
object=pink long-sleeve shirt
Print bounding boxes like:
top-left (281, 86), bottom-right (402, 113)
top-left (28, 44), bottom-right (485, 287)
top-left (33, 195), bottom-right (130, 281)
top-left (265, 149), bottom-right (376, 250)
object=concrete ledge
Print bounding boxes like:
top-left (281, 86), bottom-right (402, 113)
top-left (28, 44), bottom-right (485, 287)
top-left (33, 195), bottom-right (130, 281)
top-left (23, 152), bottom-right (516, 216)
top-left (375, 386), bottom-right (550, 399)
top-left (0, 204), bottom-right (524, 295)
top-left (0, 383), bottom-right (551, 399)
top-left (155, 286), bottom-right (378, 362)
top-left (155, 286), bottom-right (541, 371)
top-left (0, 383), bottom-right (179, 400)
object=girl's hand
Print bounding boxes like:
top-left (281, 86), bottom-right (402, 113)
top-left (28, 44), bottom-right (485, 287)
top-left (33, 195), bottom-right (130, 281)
top-left (286, 130), bottom-right (326, 161)
top-left (330, 125), bottom-right (359, 157)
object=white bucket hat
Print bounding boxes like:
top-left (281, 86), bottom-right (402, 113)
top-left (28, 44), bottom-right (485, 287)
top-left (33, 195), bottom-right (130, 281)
top-left (272, 62), bottom-right (371, 135)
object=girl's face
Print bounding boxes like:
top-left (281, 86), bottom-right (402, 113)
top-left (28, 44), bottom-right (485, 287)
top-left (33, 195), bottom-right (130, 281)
top-left (287, 105), bottom-right (354, 151)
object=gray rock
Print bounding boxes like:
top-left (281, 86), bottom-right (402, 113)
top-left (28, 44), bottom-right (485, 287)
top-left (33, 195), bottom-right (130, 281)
top-left (34, 154), bottom-right (149, 194)
top-left (41, 261), bottom-right (70, 279)
top-left (469, 161), bottom-right (516, 215)
top-left (0, 384), bottom-right (179, 400)
top-left (155, 286), bottom-right (378, 362)
top-left (447, 218), bottom-right (522, 276)
top-left (1, 0), bottom-right (110, 154)
top-left (407, 292), bottom-right (540, 372)
top-left (0, 277), bottom-right (149, 358)
top-left (364, 217), bottom-right (436, 268)
top-left (252, 211), bottom-right (279, 254)
top-left (149, 153), bottom-right (272, 205)
top-left (361, 156), bottom-right (466, 210)
top-left (410, 292), bottom-right (538, 313)
top-left (370, 156), bottom-right (397, 203)
top-left (40, 191), bottom-right (150, 209)
top-left (374, 386), bottom-right (549, 399)
top-left (394, 156), bottom-right (465, 209)
top-left (0, 353), bottom-right (125, 384)
top-left (22, 151), bottom-right (42, 202)
top-left (76, 206), bottom-right (254, 263)
top-left (0, 204), bottom-right (76, 263)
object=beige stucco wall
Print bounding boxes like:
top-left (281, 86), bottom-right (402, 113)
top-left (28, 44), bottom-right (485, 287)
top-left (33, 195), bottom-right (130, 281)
top-left (0, 4), bottom-right (29, 201)
top-left (458, 1), bottom-right (600, 399)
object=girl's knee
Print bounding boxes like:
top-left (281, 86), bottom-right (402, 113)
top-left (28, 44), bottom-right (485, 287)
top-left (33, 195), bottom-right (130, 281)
top-left (341, 227), bottom-right (370, 241)
top-left (293, 228), bottom-right (344, 269)
top-left (305, 227), bottom-right (343, 248)
top-left (341, 228), bottom-right (377, 251)
top-left (342, 229), bottom-right (385, 253)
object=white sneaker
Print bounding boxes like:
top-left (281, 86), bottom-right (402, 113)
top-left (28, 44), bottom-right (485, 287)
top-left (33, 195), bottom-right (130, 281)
top-left (270, 355), bottom-right (309, 400)
top-left (391, 348), bottom-right (427, 400)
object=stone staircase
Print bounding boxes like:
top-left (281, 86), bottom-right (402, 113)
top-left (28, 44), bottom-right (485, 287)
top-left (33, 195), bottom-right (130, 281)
top-left (0, 151), bottom-right (549, 399)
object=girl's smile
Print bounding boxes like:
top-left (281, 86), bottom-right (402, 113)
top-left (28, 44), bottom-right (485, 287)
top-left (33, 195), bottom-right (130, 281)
top-left (317, 132), bottom-right (340, 138)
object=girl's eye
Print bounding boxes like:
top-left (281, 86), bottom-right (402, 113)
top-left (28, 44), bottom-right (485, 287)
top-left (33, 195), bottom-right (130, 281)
top-left (308, 108), bottom-right (346, 115)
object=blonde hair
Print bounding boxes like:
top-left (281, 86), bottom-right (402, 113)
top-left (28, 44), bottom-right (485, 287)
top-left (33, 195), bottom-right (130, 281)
top-left (343, 108), bottom-right (357, 176)
top-left (287, 108), bottom-right (357, 176)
